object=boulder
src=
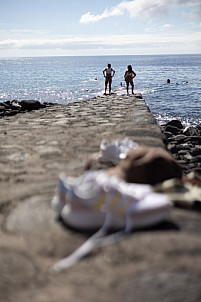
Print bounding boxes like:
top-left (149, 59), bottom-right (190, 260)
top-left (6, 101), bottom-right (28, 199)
top-left (167, 144), bottom-right (179, 154)
top-left (190, 148), bottom-right (201, 157)
top-left (161, 119), bottom-right (201, 176)
top-left (193, 155), bottom-right (201, 164)
top-left (168, 134), bottom-right (187, 144)
top-left (185, 136), bottom-right (201, 145)
top-left (11, 100), bottom-right (22, 110)
top-left (183, 126), bottom-right (199, 136)
top-left (165, 119), bottom-right (183, 130)
top-left (165, 125), bottom-right (181, 135)
top-left (20, 100), bottom-right (41, 111)
top-left (163, 131), bottom-right (174, 139)
top-left (0, 100), bottom-right (54, 118)
top-left (0, 105), bottom-right (6, 112)
top-left (6, 110), bottom-right (21, 116)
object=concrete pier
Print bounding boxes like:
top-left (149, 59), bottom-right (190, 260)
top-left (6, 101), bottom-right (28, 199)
top-left (0, 95), bottom-right (201, 302)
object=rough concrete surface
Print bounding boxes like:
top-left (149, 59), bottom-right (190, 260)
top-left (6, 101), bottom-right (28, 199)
top-left (0, 95), bottom-right (200, 302)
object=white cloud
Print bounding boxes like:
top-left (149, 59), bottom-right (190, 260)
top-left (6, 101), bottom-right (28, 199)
top-left (79, 6), bottom-right (124, 24)
top-left (80, 0), bottom-right (201, 24)
top-left (0, 31), bottom-right (200, 51)
top-left (80, 10), bottom-right (110, 24)
top-left (0, 31), bottom-right (200, 57)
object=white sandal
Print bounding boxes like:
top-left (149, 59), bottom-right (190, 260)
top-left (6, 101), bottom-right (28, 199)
top-left (50, 170), bottom-right (171, 273)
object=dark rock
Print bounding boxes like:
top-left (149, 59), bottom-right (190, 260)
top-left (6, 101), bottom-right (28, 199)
top-left (187, 163), bottom-right (198, 170)
top-left (11, 101), bottom-right (22, 110)
top-left (164, 125), bottom-right (181, 135)
top-left (0, 100), bottom-right (54, 119)
top-left (168, 134), bottom-right (187, 144)
top-left (1, 102), bottom-right (11, 109)
top-left (169, 144), bottom-right (191, 153)
top-left (40, 103), bottom-right (47, 108)
top-left (178, 150), bottom-right (189, 156)
top-left (195, 124), bottom-right (201, 131)
top-left (5, 110), bottom-right (21, 116)
top-left (20, 100), bottom-right (41, 111)
top-left (190, 148), bottom-right (201, 157)
top-left (183, 126), bottom-right (199, 136)
top-left (193, 155), bottom-right (201, 164)
top-left (185, 136), bottom-right (201, 145)
top-left (135, 93), bottom-right (143, 99)
top-left (167, 144), bottom-right (178, 154)
top-left (177, 159), bottom-right (187, 168)
top-left (0, 105), bottom-right (6, 112)
top-left (160, 120), bottom-right (201, 175)
top-left (179, 144), bottom-right (191, 151)
top-left (163, 131), bottom-right (174, 139)
top-left (165, 119), bottom-right (183, 129)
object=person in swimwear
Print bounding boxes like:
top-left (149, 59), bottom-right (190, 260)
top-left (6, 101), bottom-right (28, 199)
top-left (103, 63), bottom-right (115, 95)
top-left (124, 65), bottom-right (136, 95)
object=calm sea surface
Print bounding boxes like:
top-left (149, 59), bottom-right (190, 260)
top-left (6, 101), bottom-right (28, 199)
top-left (0, 54), bottom-right (200, 125)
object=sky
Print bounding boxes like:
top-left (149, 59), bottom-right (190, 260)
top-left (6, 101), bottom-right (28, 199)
top-left (0, 0), bottom-right (201, 57)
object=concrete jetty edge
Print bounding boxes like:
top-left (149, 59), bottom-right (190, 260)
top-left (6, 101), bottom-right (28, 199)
top-left (0, 94), bottom-right (201, 302)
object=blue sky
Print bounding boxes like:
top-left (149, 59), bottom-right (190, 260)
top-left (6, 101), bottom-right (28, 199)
top-left (0, 0), bottom-right (201, 57)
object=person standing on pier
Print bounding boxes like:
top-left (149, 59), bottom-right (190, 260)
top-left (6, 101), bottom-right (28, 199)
top-left (103, 63), bottom-right (115, 95)
top-left (124, 65), bottom-right (136, 95)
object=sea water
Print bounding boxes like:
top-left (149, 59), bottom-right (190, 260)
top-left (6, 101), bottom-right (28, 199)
top-left (0, 54), bottom-right (200, 126)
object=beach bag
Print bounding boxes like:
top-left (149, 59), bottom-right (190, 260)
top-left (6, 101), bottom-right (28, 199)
top-left (50, 170), bottom-right (171, 273)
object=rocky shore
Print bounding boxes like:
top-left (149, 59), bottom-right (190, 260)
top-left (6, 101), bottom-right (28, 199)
top-left (161, 119), bottom-right (201, 175)
top-left (0, 100), bottom-right (51, 117)
top-left (0, 95), bottom-right (201, 302)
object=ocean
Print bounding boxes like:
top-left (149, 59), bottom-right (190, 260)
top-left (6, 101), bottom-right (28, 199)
top-left (0, 54), bottom-right (200, 126)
